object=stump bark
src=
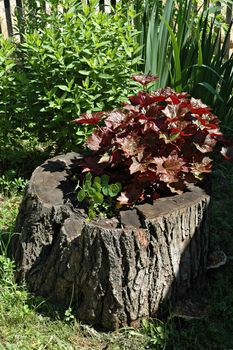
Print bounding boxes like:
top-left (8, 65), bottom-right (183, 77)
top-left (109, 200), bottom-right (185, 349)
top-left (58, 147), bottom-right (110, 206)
top-left (10, 152), bottom-right (210, 330)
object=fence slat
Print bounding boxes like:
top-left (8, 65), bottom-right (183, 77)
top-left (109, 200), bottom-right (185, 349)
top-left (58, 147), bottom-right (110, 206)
top-left (3, 0), bottom-right (13, 36)
top-left (0, 0), bottom-right (232, 58)
top-left (225, 3), bottom-right (233, 58)
top-left (0, 0), bottom-right (9, 36)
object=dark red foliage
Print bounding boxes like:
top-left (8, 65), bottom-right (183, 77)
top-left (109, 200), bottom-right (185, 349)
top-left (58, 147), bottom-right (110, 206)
top-left (76, 85), bottom-right (222, 205)
top-left (131, 74), bottom-right (159, 86)
top-left (72, 111), bottom-right (105, 125)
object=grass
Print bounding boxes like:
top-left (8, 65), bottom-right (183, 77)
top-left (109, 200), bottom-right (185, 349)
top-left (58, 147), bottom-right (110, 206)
top-left (1, 159), bottom-right (233, 349)
top-left (0, 194), bottom-right (166, 349)
top-left (165, 160), bottom-right (233, 349)
top-left (0, 195), bottom-right (104, 350)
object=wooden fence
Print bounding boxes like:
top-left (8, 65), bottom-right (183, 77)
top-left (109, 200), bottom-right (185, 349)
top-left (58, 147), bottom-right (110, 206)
top-left (0, 0), bottom-right (232, 56)
top-left (0, 0), bottom-right (120, 37)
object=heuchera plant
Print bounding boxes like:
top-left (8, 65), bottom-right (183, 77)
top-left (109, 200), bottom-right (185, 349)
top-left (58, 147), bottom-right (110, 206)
top-left (73, 74), bottom-right (222, 206)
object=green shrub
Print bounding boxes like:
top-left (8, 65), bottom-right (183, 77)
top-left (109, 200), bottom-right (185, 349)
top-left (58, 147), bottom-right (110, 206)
top-left (0, 38), bottom-right (24, 151)
top-left (0, 170), bottom-right (28, 196)
top-left (0, 37), bottom-right (16, 122)
top-left (0, 0), bottom-right (140, 152)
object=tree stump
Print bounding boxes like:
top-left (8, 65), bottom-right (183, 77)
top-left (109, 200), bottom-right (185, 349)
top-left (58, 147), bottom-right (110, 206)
top-left (10, 152), bottom-right (210, 330)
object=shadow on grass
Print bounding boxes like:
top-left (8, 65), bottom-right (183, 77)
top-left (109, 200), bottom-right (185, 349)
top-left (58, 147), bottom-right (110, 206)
top-left (0, 143), bottom-right (55, 179)
top-left (165, 161), bottom-right (233, 350)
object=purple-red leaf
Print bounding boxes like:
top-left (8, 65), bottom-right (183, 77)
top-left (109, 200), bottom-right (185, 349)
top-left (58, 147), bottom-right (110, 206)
top-left (74, 81), bottom-right (222, 207)
top-left (128, 92), bottom-right (157, 107)
top-left (154, 155), bottom-right (188, 183)
top-left (86, 129), bottom-right (104, 150)
top-left (72, 112), bottom-right (104, 125)
top-left (131, 74), bottom-right (159, 86)
top-left (105, 109), bottom-right (129, 128)
top-left (190, 157), bottom-right (212, 176)
top-left (117, 184), bottom-right (142, 205)
top-left (116, 133), bottom-right (145, 157)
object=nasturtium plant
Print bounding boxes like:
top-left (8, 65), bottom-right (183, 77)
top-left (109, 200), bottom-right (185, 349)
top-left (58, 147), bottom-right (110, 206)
top-left (76, 172), bottom-right (122, 219)
top-left (74, 74), bottom-right (222, 208)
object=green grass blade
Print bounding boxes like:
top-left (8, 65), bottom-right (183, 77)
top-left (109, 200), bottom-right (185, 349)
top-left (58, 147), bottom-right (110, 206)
top-left (189, 64), bottom-right (221, 79)
top-left (161, 16), bottom-right (182, 91)
top-left (198, 38), bottom-right (203, 66)
top-left (157, 0), bottom-right (174, 87)
top-left (197, 82), bottom-right (224, 103)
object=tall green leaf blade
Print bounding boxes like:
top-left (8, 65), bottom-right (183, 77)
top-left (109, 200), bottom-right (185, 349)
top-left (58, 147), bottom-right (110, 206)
top-left (161, 17), bottom-right (182, 92)
top-left (198, 39), bottom-right (203, 66)
top-left (158, 0), bottom-right (174, 87)
top-left (197, 82), bottom-right (224, 103)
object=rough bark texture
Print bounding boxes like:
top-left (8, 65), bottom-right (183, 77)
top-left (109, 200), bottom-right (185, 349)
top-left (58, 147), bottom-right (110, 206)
top-left (10, 152), bottom-right (210, 330)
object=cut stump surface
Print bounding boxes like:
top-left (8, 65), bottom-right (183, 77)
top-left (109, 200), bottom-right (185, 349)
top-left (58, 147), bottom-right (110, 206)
top-left (10, 152), bottom-right (210, 330)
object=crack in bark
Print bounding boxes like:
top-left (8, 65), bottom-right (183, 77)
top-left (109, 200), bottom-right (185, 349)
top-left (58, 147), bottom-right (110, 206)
top-left (119, 233), bottom-right (132, 326)
top-left (135, 207), bottom-right (147, 229)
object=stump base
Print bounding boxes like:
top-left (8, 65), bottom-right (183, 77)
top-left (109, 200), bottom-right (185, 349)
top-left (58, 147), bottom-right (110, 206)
top-left (10, 153), bottom-right (210, 330)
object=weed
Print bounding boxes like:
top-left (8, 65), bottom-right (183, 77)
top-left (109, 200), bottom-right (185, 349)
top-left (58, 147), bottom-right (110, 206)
top-left (0, 171), bottom-right (28, 197)
top-left (76, 173), bottom-right (122, 219)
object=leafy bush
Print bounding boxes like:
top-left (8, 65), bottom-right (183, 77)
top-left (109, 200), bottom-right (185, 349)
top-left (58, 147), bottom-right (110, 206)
top-left (1, 0), bottom-right (140, 151)
top-left (74, 75), bottom-right (221, 207)
top-left (0, 170), bottom-right (28, 196)
top-left (20, 0), bottom-right (140, 148)
top-left (0, 37), bottom-right (37, 175)
top-left (0, 37), bottom-right (25, 151)
top-left (0, 37), bottom-right (16, 123)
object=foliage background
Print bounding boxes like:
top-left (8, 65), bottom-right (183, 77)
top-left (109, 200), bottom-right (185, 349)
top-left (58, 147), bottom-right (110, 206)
top-left (0, 0), bottom-right (141, 161)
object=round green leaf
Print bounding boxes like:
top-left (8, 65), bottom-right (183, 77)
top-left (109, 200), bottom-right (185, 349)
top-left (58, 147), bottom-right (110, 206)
top-left (101, 175), bottom-right (110, 186)
top-left (77, 189), bottom-right (86, 202)
top-left (93, 176), bottom-right (101, 192)
top-left (83, 172), bottom-right (92, 191)
top-left (101, 175), bottom-right (110, 196)
top-left (89, 188), bottom-right (104, 204)
top-left (108, 182), bottom-right (122, 197)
